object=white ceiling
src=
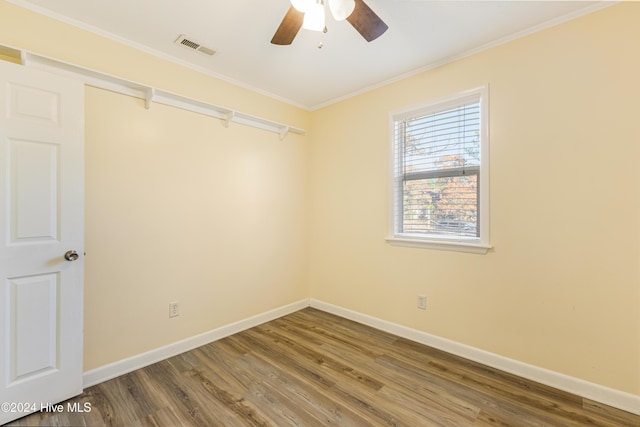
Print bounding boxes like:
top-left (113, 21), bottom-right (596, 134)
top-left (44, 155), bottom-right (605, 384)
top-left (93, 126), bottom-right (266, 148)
top-left (10, 0), bottom-right (609, 109)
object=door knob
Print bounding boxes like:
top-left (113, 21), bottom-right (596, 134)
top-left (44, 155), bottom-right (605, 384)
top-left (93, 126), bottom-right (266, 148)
top-left (64, 250), bottom-right (79, 261)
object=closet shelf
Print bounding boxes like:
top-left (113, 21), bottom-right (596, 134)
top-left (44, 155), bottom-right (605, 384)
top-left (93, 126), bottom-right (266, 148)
top-left (18, 49), bottom-right (305, 140)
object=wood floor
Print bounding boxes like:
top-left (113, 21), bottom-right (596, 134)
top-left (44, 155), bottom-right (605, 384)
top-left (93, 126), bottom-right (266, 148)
top-left (7, 308), bottom-right (639, 427)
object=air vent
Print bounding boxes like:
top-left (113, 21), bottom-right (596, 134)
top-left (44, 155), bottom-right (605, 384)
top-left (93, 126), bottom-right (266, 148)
top-left (174, 34), bottom-right (216, 57)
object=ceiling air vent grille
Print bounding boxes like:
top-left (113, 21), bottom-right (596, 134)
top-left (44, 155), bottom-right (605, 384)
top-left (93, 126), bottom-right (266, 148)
top-left (174, 34), bottom-right (216, 56)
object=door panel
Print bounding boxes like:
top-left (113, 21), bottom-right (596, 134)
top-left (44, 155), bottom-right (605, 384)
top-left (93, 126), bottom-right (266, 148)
top-left (0, 60), bottom-right (84, 424)
top-left (8, 273), bottom-right (59, 383)
top-left (9, 139), bottom-right (60, 243)
top-left (8, 83), bottom-right (60, 125)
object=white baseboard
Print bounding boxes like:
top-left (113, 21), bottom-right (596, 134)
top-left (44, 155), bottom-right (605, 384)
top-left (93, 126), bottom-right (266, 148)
top-left (83, 297), bottom-right (639, 416)
top-left (82, 298), bottom-right (310, 388)
top-left (309, 298), bottom-right (640, 416)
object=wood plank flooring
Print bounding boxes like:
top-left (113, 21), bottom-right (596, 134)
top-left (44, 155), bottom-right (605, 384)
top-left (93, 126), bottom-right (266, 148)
top-left (7, 308), bottom-right (640, 426)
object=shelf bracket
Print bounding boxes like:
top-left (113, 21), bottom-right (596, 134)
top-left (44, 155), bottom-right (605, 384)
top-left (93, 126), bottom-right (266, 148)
top-left (279, 126), bottom-right (290, 141)
top-left (224, 111), bottom-right (235, 128)
top-left (145, 88), bottom-right (155, 110)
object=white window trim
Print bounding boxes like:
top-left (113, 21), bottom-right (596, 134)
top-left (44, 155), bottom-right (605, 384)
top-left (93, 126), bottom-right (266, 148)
top-left (386, 85), bottom-right (491, 254)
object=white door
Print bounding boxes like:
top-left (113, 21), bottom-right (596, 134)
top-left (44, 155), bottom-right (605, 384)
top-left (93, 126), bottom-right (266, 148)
top-left (0, 60), bottom-right (84, 424)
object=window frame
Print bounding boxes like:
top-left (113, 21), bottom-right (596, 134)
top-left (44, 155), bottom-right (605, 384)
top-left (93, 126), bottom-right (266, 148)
top-left (387, 86), bottom-right (491, 254)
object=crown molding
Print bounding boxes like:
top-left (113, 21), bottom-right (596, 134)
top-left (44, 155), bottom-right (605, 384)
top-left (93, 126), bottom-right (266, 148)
top-left (3, 0), bottom-right (310, 110)
top-left (309, 1), bottom-right (619, 110)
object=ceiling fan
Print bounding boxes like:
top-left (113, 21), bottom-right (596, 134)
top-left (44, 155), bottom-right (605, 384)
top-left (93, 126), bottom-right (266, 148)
top-left (271, 0), bottom-right (388, 45)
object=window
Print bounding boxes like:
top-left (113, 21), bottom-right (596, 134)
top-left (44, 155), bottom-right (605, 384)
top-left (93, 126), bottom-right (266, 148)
top-left (388, 86), bottom-right (490, 253)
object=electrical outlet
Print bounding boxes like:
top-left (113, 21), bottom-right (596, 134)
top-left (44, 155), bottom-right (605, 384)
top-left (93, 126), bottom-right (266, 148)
top-left (169, 301), bottom-right (180, 318)
top-left (417, 295), bottom-right (427, 310)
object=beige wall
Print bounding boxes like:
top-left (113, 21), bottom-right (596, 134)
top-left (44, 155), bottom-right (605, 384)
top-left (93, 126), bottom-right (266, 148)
top-left (83, 89), bottom-right (309, 369)
top-left (308, 3), bottom-right (640, 395)
top-left (1, 0), bottom-right (638, 397)
top-left (0, 1), bottom-right (310, 370)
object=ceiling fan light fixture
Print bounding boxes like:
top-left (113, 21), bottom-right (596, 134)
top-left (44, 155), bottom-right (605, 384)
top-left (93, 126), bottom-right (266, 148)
top-left (302, 1), bottom-right (325, 32)
top-left (328, 0), bottom-right (355, 21)
top-left (291, 0), bottom-right (314, 13)
top-left (271, 0), bottom-right (388, 45)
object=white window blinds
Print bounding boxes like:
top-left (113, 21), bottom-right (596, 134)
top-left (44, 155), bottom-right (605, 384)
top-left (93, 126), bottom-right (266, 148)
top-left (392, 93), bottom-right (482, 240)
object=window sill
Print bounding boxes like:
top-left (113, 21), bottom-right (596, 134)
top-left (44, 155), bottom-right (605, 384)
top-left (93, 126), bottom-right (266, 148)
top-left (385, 236), bottom-right (491, 254)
